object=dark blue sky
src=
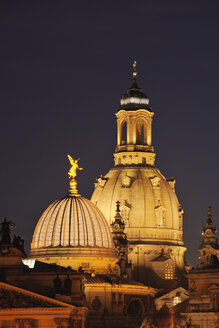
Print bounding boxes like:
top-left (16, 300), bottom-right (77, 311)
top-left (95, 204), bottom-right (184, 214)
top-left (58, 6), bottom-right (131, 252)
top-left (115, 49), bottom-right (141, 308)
top-left (0, 0), bottom-right (219, 266)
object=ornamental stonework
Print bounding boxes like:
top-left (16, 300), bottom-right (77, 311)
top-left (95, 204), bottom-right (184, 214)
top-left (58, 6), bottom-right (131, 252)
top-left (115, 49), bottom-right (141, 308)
top-left (0, 287), bottom-right (61, 308)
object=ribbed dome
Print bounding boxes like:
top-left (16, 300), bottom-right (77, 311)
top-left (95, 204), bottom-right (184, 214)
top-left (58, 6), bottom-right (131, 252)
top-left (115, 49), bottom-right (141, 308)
top-left (29, 188), bottom-right (117, 273)
top-left (31, 195), bottom-right (114, 249)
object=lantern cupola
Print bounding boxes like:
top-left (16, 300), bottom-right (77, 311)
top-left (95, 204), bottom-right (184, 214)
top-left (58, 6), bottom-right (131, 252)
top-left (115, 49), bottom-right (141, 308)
top-left (115, 61), bottom-right (155, 166)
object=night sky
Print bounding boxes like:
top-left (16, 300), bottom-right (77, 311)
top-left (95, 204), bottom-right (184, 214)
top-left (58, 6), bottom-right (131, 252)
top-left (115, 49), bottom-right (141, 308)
top-left (1, 1), bottom-right (219, 266)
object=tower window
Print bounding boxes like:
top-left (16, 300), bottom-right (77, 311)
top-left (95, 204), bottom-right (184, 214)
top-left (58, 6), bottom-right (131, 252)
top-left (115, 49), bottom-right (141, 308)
top-left (121, 121), bottom-right (127, 144)
top-left (141, 124), bottom-right (144, 144)
top-left (165, 263), bottom-right (174, 279)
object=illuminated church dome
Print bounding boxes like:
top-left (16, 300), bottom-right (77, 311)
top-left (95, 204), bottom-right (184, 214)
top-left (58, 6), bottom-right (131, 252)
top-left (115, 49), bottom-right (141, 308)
top-left (91, 63), bottom-right (186, 286)
top-left (29, 158), bottom-right (117, 274)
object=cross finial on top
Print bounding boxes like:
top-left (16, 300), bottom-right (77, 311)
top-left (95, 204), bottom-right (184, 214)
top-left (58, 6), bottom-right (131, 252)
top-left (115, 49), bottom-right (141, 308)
top-left (132, 60), bottom-right (137, 78)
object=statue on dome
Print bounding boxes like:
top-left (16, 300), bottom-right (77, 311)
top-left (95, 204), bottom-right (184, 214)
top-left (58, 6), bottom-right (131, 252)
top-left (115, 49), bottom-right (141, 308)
top-left (0, 218), bottom-right (16, 243)
top-left (67, 155), bottom-right (83, 179)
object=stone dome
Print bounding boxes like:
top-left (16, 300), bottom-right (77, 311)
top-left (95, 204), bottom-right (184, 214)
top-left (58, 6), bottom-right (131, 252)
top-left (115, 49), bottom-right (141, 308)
top-left (91, 166), bottom-right (183, 246)
top-left (29, 179), bottom-right (117, 273)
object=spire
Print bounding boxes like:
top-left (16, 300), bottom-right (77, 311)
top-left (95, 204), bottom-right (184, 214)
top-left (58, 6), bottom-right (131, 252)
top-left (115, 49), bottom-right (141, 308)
top-left (131, 60), bottom-right (139, 89)
top-left (114, 201), bottom-right (122, 220)
top-left (132, 60), bottom-right (138, 79)
top-left (207, 206), bottom-right (212, 226)
top-left (199, 206), bottom-right (219, 268)
top-left (202, 206), bottom-right (217, 243)
top-left (132, 60), bottom-right (137, 78)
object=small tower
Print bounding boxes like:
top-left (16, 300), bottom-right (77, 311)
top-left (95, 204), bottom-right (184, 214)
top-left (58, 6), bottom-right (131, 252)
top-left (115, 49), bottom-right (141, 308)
top-left (111, 201), bottom-right (128, 275)
top-left (199, 206), bottom-right (219, 267)
top-left (114, 61), bottom-right (155, 166)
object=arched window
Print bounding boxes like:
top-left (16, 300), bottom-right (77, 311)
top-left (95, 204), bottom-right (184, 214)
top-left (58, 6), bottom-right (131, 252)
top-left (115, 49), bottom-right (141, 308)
top-left (141, 124), bottom-right (144, 144)
top-left (165, 263), bottom-right (174, 279)
top-left (127, 299), bottom-right (143, 316)
top-left (121, 121), bottom-right (127, 144)
top-left (142, 157), bottom-right (146, 164)
top-left (136, 120), bottom-right (147, 145)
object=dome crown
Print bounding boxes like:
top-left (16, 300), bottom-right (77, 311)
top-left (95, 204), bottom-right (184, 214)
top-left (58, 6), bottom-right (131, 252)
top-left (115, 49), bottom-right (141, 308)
top-left (120, 61), bottom-right (150, 110)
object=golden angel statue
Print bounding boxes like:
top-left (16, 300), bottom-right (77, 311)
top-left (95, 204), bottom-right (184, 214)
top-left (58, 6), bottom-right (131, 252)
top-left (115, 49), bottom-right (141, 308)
top-left (67, 155), bottom-right (83, 179)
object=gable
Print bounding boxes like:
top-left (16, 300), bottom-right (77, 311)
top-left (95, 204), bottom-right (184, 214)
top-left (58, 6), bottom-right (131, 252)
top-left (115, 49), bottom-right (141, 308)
top-left (0, 282), bottom-right (74, 309)
top-left (157, 287), bottom-right (189, 301)
top-left (208, 283), bottom-right (219, 291)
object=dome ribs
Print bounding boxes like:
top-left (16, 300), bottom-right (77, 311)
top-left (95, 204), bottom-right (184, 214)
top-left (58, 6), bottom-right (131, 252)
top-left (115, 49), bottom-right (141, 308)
top-left (74, 196), bottom-right (80, 246)
top-left (50, 198), bottom-right (66, 247)
top-left (82, 198), bottom-right (96, 247)
top-left (72, 196), bottom-right (77, 246)
top-left (77, 197), bottom-right (88, 247)
top-left (41, 199), bottom-right (63, 247)
top-left (30, 195), bottom-right (116, 272)
top-left (59, 197), bottom-right (70, 247)
top-left (68, 196), bottom-right (73, 246)
top-left (32, 202), bottom-right (54, 248)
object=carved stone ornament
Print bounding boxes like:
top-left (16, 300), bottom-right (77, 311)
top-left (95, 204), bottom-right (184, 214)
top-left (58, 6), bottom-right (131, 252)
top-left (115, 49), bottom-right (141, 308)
top-left (167, 177), bottom-right (176, 190)
top-left (121, 174), bottom-right (132, 188)
top-left (189, 279), bottom-right (197, 296)
top-left (155, 202), bottom-right (166, 227)
top-left (91, 296), bottom-right (101, 311)
top-left (150, 176), bottom-right (160, 188)
top-left (95, 175), bottom-right (108, 188)
top-left (0, 287), bottom-right (62, 309)
top-left (120, 200), bottom-right (131, 226)
top-left (15, 318), bottom-right (35, 328)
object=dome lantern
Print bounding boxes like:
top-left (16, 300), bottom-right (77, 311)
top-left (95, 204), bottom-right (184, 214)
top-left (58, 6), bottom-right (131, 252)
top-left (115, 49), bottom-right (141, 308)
top-left (115, 61), bottom-right (155, 166)
top-left (120, 61), bottom-right (150, 109)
